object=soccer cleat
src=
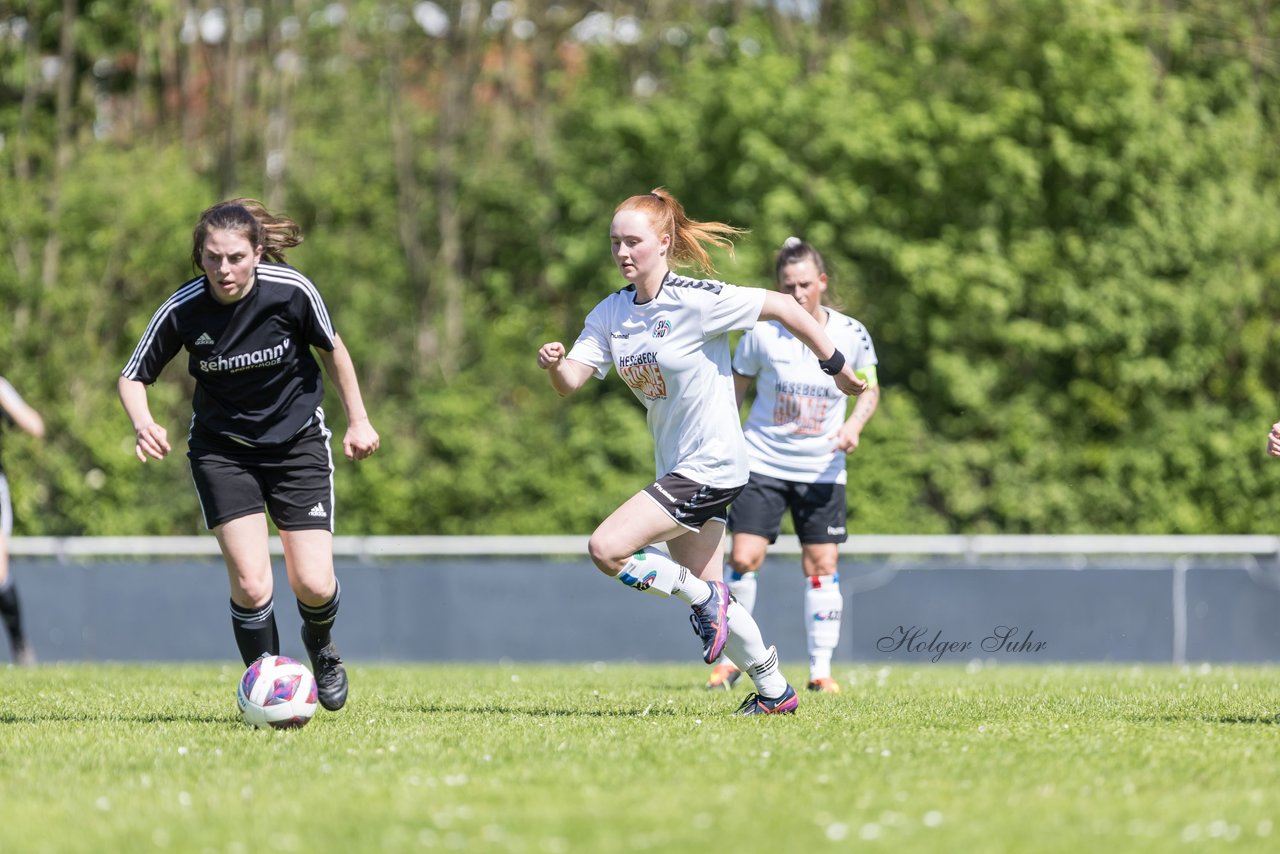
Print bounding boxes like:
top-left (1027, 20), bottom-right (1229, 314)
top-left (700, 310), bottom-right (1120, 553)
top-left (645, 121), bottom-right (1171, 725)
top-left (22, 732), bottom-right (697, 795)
top-left (706, 662), bottom-right (742, 691)
top-left (807, 677), bottom-right (841, 694)
top-left (688, 580), bottom-right (731, 664)
top-left (302, 629), bottom-right (348, 712)
top-left (11, 640), bottom-right (35, 667)
top-left (734, 684), bottom-right (799, 716)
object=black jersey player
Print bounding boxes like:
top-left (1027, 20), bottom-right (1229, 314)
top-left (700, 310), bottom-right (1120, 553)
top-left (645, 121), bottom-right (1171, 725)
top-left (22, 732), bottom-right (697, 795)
top-left (119, 199), bottom-right (379, 712)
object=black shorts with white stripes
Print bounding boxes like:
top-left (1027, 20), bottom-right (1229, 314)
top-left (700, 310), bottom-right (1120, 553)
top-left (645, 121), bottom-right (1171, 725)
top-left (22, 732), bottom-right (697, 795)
top-left (642, 472), bottom-right (744, 532)
top-left (187, 421), bottom-right (334, 531)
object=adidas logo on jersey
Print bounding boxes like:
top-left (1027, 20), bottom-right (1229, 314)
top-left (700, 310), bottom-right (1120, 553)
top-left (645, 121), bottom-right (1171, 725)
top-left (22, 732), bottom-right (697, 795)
top-left (308, 503), bottom-right (327, 518)
top-left (194, 332), bottom-right (216, 346)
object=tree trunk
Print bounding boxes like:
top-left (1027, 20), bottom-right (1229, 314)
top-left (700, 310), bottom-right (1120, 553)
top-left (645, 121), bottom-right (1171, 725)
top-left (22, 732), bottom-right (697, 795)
top-left (218, 0), bottom-right (244, 197)
top-left (383, 17), bottom-right (434, 371)
top-left (6, 4), bottom-right (41, 289)
top-left (40, 0), bottom-right (78, 293)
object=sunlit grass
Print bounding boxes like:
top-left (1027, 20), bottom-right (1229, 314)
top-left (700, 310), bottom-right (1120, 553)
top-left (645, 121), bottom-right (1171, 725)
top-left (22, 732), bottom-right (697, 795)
top-left (1, 662), bottom-right (1277, 852)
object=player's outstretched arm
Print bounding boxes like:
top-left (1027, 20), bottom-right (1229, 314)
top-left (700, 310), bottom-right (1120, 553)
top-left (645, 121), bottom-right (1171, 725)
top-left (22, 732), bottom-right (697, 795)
top-left (759, 291), bottom-right (867, 397)
top-left (538, 342), bottom-right (595, 397)
top-left (117, 376), bottom-right (170, 462)
top-left (0, 378), bottom-right (45, 439)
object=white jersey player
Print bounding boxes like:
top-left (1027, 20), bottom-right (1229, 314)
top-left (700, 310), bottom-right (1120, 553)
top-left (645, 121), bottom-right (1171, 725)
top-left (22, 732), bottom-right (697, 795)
top-left (538, 189), bottom-right (867, 716)
top-left (707, 238), bottom-right (880, 695)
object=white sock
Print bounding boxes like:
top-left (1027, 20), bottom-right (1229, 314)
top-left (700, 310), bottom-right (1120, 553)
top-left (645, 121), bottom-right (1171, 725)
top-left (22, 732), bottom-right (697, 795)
top-left (745, 645), bottom-right (788, 700)
top-left (727, 569), bottom-right (757, 614)
top-left (614, 547), bottom-right (710, 605)
top-left (724, 601), bottom-right (788, 697)
top-left (805, 574), bottom-right (842, 681)
top-left (715, 570), bottom-right (758, 671)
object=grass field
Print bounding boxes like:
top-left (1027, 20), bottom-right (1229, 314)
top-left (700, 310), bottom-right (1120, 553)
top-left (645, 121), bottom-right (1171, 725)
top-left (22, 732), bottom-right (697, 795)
top-left (1, 661), bottom-right (1278, 853)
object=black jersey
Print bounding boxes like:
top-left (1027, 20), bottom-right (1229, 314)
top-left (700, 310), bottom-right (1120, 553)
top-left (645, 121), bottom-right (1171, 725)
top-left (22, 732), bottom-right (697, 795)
top-left (121, 263), bottom-right (338, 446)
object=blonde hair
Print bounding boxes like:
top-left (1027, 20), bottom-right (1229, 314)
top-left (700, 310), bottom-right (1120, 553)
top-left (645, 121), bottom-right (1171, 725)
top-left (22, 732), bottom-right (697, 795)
top-left (191, 198), bottom-right (303, 267)
top-left (614, 187), bottom-right (744, 276)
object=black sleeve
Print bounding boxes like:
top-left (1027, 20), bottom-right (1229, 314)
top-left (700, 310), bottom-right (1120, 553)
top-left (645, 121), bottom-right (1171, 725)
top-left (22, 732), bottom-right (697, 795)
top-left (121, 303), bottom-right (185, 384)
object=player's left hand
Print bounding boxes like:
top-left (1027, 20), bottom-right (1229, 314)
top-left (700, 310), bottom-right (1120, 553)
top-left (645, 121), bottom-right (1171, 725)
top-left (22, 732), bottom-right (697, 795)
top-left (830, 426), bottom-right (862, 453)
top-left (344, 417), bottom-right (380, 461)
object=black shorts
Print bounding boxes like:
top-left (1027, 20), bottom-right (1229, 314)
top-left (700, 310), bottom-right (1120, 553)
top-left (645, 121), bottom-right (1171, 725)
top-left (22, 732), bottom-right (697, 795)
top-left (188, 421), bottom-right (335, 531)
top-left (643, 472), bottom-right (744, 532)
top-left (727, 472), bottom-right (848, 544)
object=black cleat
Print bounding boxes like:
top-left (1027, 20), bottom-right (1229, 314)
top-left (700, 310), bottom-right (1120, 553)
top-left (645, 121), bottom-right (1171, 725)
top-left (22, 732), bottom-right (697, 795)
top-left (734, 684), bottom-right (799, 716)
top-left (302, 629), bottom-right (348, 711)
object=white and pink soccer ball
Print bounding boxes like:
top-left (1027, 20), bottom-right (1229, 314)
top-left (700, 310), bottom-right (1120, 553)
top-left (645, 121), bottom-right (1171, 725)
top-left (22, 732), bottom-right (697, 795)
top-left (236, 654), bottom-right (318, 730)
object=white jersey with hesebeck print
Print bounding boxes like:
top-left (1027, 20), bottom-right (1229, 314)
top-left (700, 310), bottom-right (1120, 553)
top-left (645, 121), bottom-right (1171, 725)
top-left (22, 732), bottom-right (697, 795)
top-left (734, 307), bottom-right (878, 485)
top-left (567, 272), bottom-right (767, 489)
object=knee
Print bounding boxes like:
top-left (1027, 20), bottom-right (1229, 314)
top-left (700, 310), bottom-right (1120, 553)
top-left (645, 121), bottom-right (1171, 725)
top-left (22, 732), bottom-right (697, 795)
top-left (293, 575), bottom-right (337, 606)
top-left (233, 575), bottom-right (274, 608)
top-left (729, 548), bottom-right (764, 575)
top-left (803, 557), bottom-right (839, 578)
top-left (587, 535), bottom-right (627, 576)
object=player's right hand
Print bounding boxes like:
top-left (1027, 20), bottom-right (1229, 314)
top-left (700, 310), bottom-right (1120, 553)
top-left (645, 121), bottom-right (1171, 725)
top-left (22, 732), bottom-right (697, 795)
top-left (538, 342), bottom-right (566, 369)
top-left (134, 422), bottom-right (170, 462)
top-left (1268, 422), bottom-right (1280, 457)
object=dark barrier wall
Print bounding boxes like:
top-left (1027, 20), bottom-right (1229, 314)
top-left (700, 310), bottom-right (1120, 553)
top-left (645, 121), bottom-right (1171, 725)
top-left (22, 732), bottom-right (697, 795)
top-left (9, 556), bottom-right (1280, 664)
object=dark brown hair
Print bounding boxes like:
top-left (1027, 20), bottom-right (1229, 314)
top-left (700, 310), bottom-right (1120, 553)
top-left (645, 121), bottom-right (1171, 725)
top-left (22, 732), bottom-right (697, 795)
top-left (774, 236), bottom-right (827, 282)
top-left (191, 198), bottom-right (303, 268)
top-left (776, 236), bottom-right (841, 309)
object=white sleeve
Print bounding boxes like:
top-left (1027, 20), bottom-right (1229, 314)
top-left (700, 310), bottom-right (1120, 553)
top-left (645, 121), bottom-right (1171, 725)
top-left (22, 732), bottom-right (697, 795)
top-left (565, 301), bottom-right (615, 379)
top-left (847, 320), bottom-right (878, 371)
top-left (702, 283), bottom-right (766, 337)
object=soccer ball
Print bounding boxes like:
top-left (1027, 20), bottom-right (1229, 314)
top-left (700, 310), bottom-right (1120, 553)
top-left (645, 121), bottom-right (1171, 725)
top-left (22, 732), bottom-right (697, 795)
top-left (237, 654), bottom-right (318, 730)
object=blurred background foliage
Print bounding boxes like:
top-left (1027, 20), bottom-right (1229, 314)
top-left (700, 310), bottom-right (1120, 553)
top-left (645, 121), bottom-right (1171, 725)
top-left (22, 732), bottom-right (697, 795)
top-left (3, 0), bottom-right (1280, 535)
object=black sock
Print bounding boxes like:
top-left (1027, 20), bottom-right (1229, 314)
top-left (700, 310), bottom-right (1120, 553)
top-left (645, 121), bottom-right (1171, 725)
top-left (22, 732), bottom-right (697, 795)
top-left (0, 578), bottom-right (24, 647)
top-left (298, 580), bottom-right (341, 651)
top-left (230, 597), bottom-right (279, 666)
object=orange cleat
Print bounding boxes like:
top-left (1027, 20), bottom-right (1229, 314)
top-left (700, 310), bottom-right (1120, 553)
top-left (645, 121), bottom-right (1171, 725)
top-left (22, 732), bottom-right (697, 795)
top-left (705, 662), bottom-right (742, 691)
top-left (806, 677), bottom-right (841, 694)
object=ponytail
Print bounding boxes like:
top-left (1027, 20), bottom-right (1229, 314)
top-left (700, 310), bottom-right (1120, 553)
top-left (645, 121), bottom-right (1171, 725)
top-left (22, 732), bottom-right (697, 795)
top-left (614, 187), bottom-right (744, 276)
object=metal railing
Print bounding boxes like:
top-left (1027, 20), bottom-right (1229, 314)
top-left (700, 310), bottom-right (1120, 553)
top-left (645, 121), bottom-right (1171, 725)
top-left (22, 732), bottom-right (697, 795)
top-left (10, 535), bottom-right (1280, 665)
top-left (11, 533), bottom-right (1280, 560)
